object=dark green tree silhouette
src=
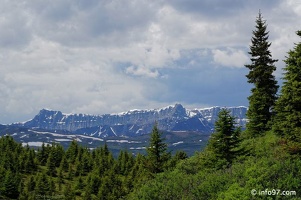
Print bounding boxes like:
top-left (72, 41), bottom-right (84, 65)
top-left (66, 140), bottom-right (79, 164)
top-left (46, 149), bottom-right (57, 177)
top-left (273, 30), bottom-right (301, 154)
top-left (245, 11), bottom-right (278, 136)
top-left (146, 123), bottom-right (170, 174)
top-left (206, 109), bottom-right (242, 167)
top-left (37, 142), bottom-right (50, 166)
top-left (1, 170), bottom-right (20, 199)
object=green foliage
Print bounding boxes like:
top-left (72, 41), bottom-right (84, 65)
top-left (273, 30), bottom-right (301, 154)
top-left (1, 170), bottom-right (21, 199)
top-left (206, 108), bottom-right (243, 168)
top-left (146, 123), bottom-right (171, 174)
top-left (66, 140), bottom-right (79, 164)
top-left (37, 142), bottom-right (51, 166)
top-left (46, 148), bottom-right (57, 177)
top-left (64, 183), bottom-right (76, 200)
top-left (129, 132), bottom-right (301, 199)
top-left (245, 12), bottom-right (278, 136)
top-left (35, 172), bottom-right (50, 196)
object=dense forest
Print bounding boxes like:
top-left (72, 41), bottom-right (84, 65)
top-left (1, 13), bottom-right (301, 200)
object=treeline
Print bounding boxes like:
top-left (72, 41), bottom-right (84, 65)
top-left (0, 124), bottom-right (187, 200)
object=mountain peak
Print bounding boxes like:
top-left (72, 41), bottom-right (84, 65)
top-left (17, 104), bottom-right (247, 137)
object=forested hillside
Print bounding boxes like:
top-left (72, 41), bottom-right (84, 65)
top-left (1, 13), bottom-right (301, 200)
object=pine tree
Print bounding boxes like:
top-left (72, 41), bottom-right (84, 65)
top-left (59, 154), bottom-right (69, 172)
top-left (207, 109), bottom-right (242, 167)
top-left (52, 143), bottom-right (65, 167)
top-left (245, 11), bottom-right (278, 136)
top-left (146, 123), bottom-right (170, 174)
top-left (2, 170), bottom-right (20, 199)
top-left (66, 140), bottom-right (79, 164)
top-left (129, 153), bottom-right (149, 187)
top-left (37, 142), bottom-right (50, 166)
top-left (116, 150), bottom-right (134, 176)
top-left (82, 149), bottom-right (92, 174)
top-left (167, 150), bottom-right (188, 170)
top-left (35, 172), bottom-right (50, 196)
top-left (24, 149), bottom-right (37, 173)
top-left (46, 149), bottom-right (57, 177)
top-left (273, 31), bottom-right (301, 153)
top-left (75, 158), bottom-right (84, 177)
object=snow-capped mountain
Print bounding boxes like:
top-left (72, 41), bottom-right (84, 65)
top-left (15, 104), bottom-right (247, 138)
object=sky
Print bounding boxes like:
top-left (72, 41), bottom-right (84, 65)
top-left (0, 0), bottom-right (300, 124)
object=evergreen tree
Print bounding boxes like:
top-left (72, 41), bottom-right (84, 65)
top-left (146, 123), bottom-right (170, 174)
top-left (37, 142), bottom-right (50, 166)
top-left (52, 143), bottom-right (65, 167)
top-left (116, 150), bottom-right (134, 176)
top-left (206, 109), bottom-right (242, 167)
top-left (66, 140), bottom-right (79, 164)
top-left (35, 172), bottom-right (50, 196)
top-left (129, 153), bottom-right (149, 187)
top-left (59, 154), bottom-right (69, 172)
top-left (46, 149), bottom-right (57, 177)
top-left (273, 30), bottom-right (301, 153)
top-left (82, 148), bottom-right (93, 174)
top-left (24, 148), bottom-right (37, 173)
top-left (97, 169), bottom-right (122, 200)
top-left (167, 150), bottom-right (188, 170)
top-left (75, 156), bottom-right (84, 176)
top-left (245, 11), bottom-right (278, 136)
top-left (1, 170), bottom-right (20, 199)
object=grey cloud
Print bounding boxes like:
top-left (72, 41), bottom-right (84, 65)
top-left (168, 0), bottom-right (282, 18)
top-left (0, 3), bottom-right (32, 49)
top-left (25, 0), bottom-right (160, 47)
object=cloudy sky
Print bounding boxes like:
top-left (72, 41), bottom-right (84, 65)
top-left (0, 0), bottom-right (300, 124)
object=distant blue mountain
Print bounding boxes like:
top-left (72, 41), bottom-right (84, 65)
top-left (0, 104), bottom-right (248, 156)
top-left (14, 104), bottom-right (247, 138)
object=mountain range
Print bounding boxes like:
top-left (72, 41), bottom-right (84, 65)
top-left (0, 104), bottom-right (247, 156)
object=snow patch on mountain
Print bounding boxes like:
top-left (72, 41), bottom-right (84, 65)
top-left (15, 104), bottom-right (247, 138)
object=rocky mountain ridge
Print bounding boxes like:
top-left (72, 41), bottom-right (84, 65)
top-left (15, 104), bottom-right (247, 138)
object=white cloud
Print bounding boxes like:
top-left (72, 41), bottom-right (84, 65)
top-left (212, 48), bottom-right (249, 68)
top-left (0, 0), bottom-right (299, 123)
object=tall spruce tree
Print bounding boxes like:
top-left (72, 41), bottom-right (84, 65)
top-left (273, 31), bottom-right (301, 153)
top-left (245, 12), bottom-right (278, 136)
top-left (207, 109), bottom-right (242, 167)
top-left (146, 123), bottom-right (170, 174)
